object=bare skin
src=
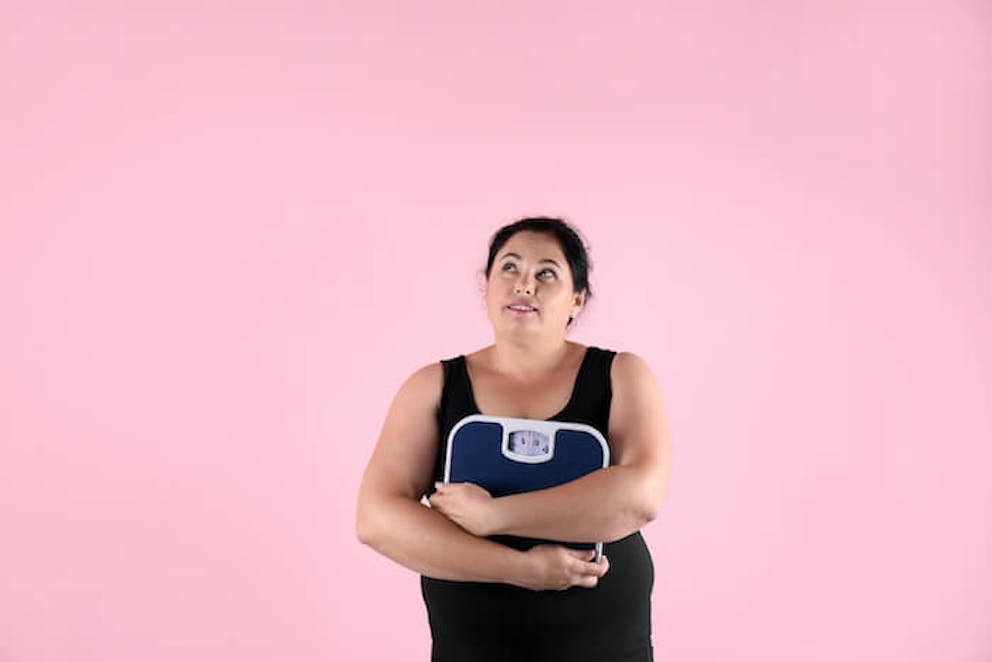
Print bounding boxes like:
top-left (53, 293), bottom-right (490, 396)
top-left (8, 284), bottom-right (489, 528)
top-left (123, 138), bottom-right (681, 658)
top-left (356, 230), bottom-right (670, 590)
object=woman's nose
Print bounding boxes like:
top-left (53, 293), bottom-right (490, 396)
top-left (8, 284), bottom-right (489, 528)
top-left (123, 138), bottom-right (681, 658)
top-left (514, 278), bottom-right (533, 294)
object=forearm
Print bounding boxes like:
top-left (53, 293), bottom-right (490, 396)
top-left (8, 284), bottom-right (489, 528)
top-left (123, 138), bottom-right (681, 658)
top-left (358, 495), bottom-right (529, 585)
top-left (492, 466), bottom-right (655, 543)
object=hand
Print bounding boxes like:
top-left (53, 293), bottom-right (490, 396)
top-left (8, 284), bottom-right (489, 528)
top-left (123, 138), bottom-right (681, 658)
top-left (428, 481), bottom-right (498, 537)
top-left (515, 545), bottom-right (610, 592)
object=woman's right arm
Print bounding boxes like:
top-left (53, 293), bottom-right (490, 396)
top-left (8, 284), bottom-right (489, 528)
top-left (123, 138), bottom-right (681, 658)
top-left (355, 363), bottom-right (608, 591)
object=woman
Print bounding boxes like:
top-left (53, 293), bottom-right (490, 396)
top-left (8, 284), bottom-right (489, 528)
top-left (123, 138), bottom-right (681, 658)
top-left (356, 217), bottom-right (671, 661)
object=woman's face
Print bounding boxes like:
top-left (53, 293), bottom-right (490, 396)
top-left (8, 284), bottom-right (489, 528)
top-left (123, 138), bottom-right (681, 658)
top-left (485, 231), bottom-right (585, 338)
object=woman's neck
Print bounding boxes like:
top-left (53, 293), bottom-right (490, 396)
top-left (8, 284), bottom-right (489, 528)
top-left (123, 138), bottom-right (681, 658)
top-left (486, 337), bottom-right (576, 380)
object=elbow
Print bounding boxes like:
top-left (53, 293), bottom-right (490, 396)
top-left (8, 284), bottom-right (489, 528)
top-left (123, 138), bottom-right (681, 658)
top-left (356, 493), bottom-right (419, 546)
top-left (356, 514), bottom-right (372, 546)
top-left (639, 486), bottom-right (667, 524)
top-left (356, 524), bottom-right (372, 547)
top-left (605, 496), bottom-right (657, 542)
top-left (604, 510), bottom-right (651, 543)
top-left (638, 463), bottom-right (669, 525)
top-left (635, 480), bottom-right (667, 525)
top-left (640, 487), bottom-right (664, 523)
top-left (641, 505), bottom-right (659, 525)
top-left (355, 502), bottom-right (380, 546)
top-left (633, 503), bottom-right (657, 532)
top-left (635, 504), bottom-right (658, 526)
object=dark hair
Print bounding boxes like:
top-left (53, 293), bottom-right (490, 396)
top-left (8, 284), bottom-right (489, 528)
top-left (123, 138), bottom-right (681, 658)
top-left (484, 216), bottom-right (592, 328)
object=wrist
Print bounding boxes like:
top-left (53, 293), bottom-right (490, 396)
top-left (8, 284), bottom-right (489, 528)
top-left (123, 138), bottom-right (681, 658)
top-left (488, 495), bottom-right (509, 537)
top-left (504, 547), bottom-right (534, 590)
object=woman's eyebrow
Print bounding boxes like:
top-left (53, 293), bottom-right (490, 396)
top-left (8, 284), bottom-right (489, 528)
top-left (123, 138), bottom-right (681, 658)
top-left (499, 252), bottom-right (562, 268)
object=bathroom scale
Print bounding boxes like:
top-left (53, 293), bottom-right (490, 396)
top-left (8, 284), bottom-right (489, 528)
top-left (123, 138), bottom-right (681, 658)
top-left (442, 414), bottom-right (610, 562)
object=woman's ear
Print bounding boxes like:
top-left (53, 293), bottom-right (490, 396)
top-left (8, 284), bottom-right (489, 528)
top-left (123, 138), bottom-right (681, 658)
top-left (572, 290), bottom-right (586, 316)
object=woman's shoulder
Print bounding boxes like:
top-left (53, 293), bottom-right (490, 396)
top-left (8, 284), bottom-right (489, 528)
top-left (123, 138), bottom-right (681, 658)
top-left (394, 360), bottom-right (445, 407)
top-left (608, 350), bottom-right (662, 397)
top-left (608, 349), bottom-right (654, 371)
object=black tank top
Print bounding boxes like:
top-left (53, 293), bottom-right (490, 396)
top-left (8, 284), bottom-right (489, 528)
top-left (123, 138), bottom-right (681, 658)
top-left (421, 345), bottom-right (655, 662)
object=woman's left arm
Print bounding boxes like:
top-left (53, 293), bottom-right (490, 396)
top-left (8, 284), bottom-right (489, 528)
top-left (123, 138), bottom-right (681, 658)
top-left (429, 352), bottom-right (671, 543)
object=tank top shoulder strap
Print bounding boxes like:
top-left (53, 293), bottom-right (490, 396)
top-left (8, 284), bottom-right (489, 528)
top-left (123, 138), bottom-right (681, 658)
top-left (556, 345), bottom-right (617, 435)
top-left (433, 355), bottom-right (475, 486)
top-left (438, 356), bottom-right (473, 422)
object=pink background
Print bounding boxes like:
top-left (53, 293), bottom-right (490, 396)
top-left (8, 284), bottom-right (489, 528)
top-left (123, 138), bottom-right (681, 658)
top-left (1, 2), bottom-right (989, 660)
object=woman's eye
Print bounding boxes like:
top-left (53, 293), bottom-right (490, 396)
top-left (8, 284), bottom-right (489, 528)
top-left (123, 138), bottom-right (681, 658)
top-left (501, 263), bottom-right (554, 278)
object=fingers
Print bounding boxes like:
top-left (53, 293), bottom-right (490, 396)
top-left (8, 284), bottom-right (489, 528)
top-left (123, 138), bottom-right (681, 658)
top-left (570, 549), bottom-right (610, 573)
top-left (583, 555), bottom-right (609, 577)
top-left (576, 557), bottom-right (609, 588)
top-left (576, 574), bottom-right (599, 588)
top-left (527, 545), bottom-right (611, 591)
top-left (569, 550), bottom-right (609, 589)
top-left (564, 548), bottom-right (598, 561)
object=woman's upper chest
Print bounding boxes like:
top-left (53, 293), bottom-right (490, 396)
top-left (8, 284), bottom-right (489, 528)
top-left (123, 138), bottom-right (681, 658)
top-left (463, 348), bottom-right (588, 421)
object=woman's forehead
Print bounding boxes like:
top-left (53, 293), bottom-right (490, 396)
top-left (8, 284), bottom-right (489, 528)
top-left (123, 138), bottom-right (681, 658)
top-left (499, 232), bottom-right (566, 262)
